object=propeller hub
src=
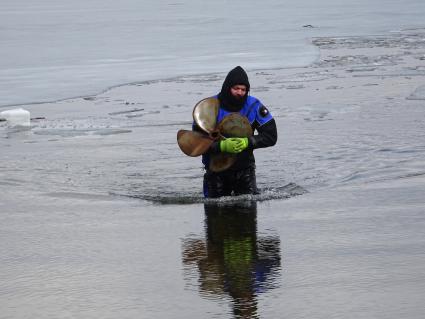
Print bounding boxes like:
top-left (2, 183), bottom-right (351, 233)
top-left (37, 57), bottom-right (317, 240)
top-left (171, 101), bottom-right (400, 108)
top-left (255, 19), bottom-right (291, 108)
top-left (209, 130), bottom-right (221, 140)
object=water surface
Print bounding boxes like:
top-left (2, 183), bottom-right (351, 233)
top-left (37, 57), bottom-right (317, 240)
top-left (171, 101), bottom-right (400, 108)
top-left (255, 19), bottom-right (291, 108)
top-left (1, 12), bottom-right (425, 319)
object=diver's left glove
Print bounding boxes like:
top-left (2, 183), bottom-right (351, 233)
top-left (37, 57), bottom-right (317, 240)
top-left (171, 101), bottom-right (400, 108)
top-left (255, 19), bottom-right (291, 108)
top-left (234, 137), bottom-right (249, 151)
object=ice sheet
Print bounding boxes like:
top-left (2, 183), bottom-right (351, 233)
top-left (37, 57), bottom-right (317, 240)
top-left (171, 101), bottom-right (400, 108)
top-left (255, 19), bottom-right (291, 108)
top-left (2, 0), bottom-right (425, 107)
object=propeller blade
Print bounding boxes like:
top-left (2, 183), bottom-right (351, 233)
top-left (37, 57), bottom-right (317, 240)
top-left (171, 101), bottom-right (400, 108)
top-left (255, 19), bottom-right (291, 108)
top-left (192, 97), bottom-right (220, 136)
top-left (218, 113), bottom-right (253, 137)
top-left (209, 114), bottom-right (253, 172)
top-left (177, 130), bottom-right (214, 157)
top-left (209, 153), bottom-right (237, 172)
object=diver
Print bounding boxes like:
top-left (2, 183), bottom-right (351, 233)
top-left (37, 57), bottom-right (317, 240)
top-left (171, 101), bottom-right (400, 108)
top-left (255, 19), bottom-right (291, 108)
top-left (194, 66), bottom-right (278, 198)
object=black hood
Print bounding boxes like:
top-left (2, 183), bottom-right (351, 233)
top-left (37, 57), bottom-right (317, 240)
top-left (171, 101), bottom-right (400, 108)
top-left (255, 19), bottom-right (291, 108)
top-left (218, 66), bottom-right (250, 112)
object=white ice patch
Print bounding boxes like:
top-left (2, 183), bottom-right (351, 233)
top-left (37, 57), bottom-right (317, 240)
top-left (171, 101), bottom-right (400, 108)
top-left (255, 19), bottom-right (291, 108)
top-left (0, 108), bottom-right (31, 128)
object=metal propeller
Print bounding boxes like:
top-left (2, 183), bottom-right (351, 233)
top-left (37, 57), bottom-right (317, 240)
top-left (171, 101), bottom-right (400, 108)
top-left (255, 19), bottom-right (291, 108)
top-left (177, 97), bottom-right (253, 172)
top-left (177, 97), bottom-right (220, 157)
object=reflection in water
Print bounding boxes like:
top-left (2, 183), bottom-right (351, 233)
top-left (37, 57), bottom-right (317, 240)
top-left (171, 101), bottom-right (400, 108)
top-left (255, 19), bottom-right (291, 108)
top-left (182, 202), bottom-right (281, 318)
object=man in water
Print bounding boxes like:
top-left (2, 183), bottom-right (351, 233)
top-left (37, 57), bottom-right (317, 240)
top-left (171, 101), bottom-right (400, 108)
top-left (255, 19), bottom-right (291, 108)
top-left (195, 66), bottom-right (277, 198)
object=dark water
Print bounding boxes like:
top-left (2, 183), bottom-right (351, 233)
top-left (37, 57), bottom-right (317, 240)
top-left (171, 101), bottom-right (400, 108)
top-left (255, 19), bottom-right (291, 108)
top-left (182, 202), bottom-right (281, 319)
top-left (2, 181), bottom-right (424, 318)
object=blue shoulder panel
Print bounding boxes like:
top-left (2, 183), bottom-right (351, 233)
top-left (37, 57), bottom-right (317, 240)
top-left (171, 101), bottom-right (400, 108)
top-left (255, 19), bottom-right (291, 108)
top-left (216, 95), bottom-right (273, 126)
top-left (243, 96), bottom-right (273, 126)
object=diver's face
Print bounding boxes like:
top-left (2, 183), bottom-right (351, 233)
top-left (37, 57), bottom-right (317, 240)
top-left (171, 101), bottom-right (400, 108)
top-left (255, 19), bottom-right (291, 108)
top-left (230, 85), bottom-right (247, 100)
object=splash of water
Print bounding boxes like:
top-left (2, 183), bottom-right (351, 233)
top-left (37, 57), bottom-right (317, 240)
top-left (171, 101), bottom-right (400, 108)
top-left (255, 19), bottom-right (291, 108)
top-left (114, 183), bottom-right (307, 205)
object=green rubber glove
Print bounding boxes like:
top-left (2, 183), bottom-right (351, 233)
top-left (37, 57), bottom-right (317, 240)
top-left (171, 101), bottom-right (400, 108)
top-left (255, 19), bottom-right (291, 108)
top-left (220, 138), bottom-right (243, 153)
top-left (235, 137), bottom-right (249, 151)
top-left (220, 137), bottom-right (249, 153)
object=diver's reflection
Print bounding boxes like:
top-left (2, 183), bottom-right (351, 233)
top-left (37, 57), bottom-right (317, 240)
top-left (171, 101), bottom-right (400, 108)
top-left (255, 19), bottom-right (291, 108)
top-left (182, 202), bottom-right (281, 318)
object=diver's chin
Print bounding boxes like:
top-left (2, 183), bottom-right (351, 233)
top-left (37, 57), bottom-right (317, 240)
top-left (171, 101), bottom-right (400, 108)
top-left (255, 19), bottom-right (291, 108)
top-left (233, 94), bottom-right (244, 99)
top-left (231, 95), bottom-right (245, 103)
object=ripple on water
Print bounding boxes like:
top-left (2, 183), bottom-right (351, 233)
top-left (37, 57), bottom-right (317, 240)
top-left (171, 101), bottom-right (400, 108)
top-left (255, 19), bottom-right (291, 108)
top-left (33, 128), bottom-right (132, 137)
top-left (113, 183), bottom-right (307, 205)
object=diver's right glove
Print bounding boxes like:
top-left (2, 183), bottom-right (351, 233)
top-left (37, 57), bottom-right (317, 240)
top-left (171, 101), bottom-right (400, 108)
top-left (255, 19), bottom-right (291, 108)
top-left (220, 138), bottom-right (244, 154)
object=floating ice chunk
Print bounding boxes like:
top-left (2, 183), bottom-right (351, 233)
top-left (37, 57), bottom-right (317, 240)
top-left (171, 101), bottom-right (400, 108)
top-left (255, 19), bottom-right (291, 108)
top-left (0, 108), bottom-right (31, 127)
top-left (407, 85), bottom-right (425, 100)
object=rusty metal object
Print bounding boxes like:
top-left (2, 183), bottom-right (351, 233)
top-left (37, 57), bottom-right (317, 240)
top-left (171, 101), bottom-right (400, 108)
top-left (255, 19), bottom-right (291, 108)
top-left (192, 97), bottom-right (220, 139)
top-left (178, 98), bottom-right (253, 172)
top-left (177, 129), bottom-right (213, 157)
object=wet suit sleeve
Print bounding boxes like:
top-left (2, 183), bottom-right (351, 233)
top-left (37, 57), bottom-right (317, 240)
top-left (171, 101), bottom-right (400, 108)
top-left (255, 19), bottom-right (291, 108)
top-left (249, 118), bottom-right (277, 149)
top-left (248, 103), bottom-right (277, 149)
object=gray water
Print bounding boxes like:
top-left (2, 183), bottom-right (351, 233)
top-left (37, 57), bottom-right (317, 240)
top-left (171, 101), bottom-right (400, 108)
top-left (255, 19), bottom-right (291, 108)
top-left (2, 3), bottom-right (425, 319)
